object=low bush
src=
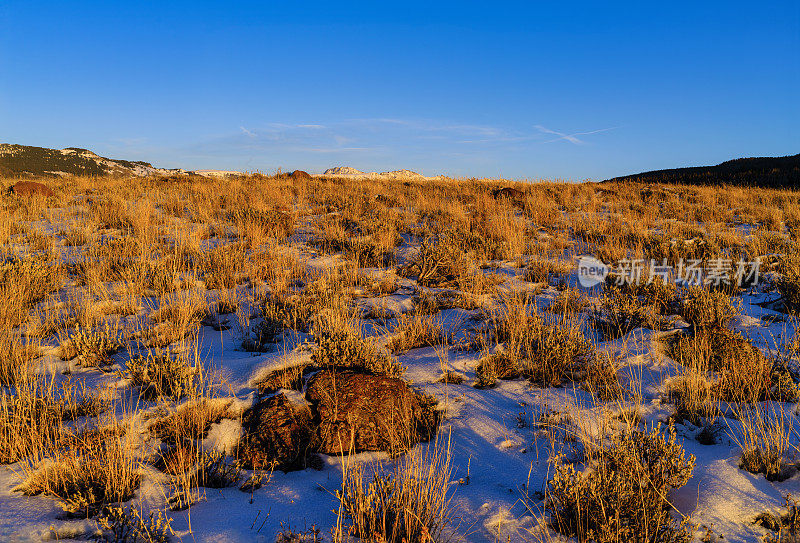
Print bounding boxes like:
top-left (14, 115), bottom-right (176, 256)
top-left (70, 322), bottom-right (123, 367)
top-left (547, 423), bottom-right (695, 543)
top-left (667, 327), bottom-right (797, 403)
top-left (474, 351), bottom-right (520, 388)
top-left (592, 286), bottom-right (670, 340)
top-left (679, 286), bottom-right (739, 330)
top-left (95, 505), bottom-right (174, 543)
top-left (488, 293), bottom-right (595, 386)
top-left (312, 309), bottom-right (403, 378)
top-left (776, 252), bottom-right (800, 314)
top-left (336, 440), bottom-right (456, 543)
top-left (126, 349), bottom-right (198, 400)
top-left (731, 403), bottom-right (798, 482)
top-left (0, 256), bottom-right (62, 328)
top-left (0, 333), bottom-right (36, 385)
top-left (524, 258), bottom-right (572, 285)
top-left (385, 312), bottom-right (445, 354)
top-left (19, 430), bottom-right (140, 516)
top-left (545, 287), bottom-right (588, 314)
top-left (399, 231), bottom-right (473, 288)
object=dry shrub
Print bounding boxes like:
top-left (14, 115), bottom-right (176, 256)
top-left (777, 251), bottom-right (800, 314)
top-left (18, 425), bottom-right (140, 516)
top-left (730, 403), bottom-right (798, 481)
top-left (609, 276), bottom-right (678, 315)
top-left (585, 353), bottom-right (623, 402)
top-left (642, 233), bottom-right (721, 269)
top-left (667, 369), bottom-right (718, 426)
top-left (146, 290), bottom-right (208, 347)
top-left (314, 232), bottom-right (397, 268)
top-left (547, 423), bottom-right (695, 543)
top-left (196, 450), bottom-right (241, 488)
top-left (70, 321), bottom-right (123, 367)
top-left (524, 258), bottom-right (572, 284)
top-left (227, 205), bottom-right (296, 243)
top-left (73, 238), bottom-right (132, 285)
top-left (126, 348), bottom-right (199, 400)
top-left (256, 363), bottom-right (312, 394)
top-left (0, 333), bottom-right (37, 386)
top-left (679, 286), bottom-right (739, 330)
top-left (413, 288), bottom-right (481, 314)
top-left (0, 379), bottom-right (66, 464)
top-left (312, 309), bottom-right (404, 378)
top-left (336, 439), bottom-right (457, 543)
top-left (667, 327), bottom-right (796, 403)
top-left (137, 256), bottom-right (186, 295)
top-left (385, 312), bottom-right (445, 354)
top-left (755, 495), bottom-right (800, 543)
top-left (0, 351), bottom-right (74, 412)
top-left (149, 399), bottom-right (231, 447)
top-left (215, 290), bottom-right (239, 315)
top-left (262, 293), bottom-right (317, 333)
top-left (593, 286), bottom-right (670, 340)
top-left (545, 287), bottom-right (588, 314)
top-left (475, 351), bottom-right (520, 388)
top-left (0, 256), bottom-right (62, 328)
top-left (241, 314), bottom-right (283, 352)
top-left (95, 505), bottom-right (174, 543)
top-left (275, 524), bottom-right (323, 543)
top-left (148, 399), bottom-right (234, 510)
top-left (197, 243), bottom-right (247, 290)
top-left (488, 292), bottom-right (595, 386)
top-left (62, 227), bottom-right (91, 247)
top-left (748, 229), bottom-right (790, 263)
top-left (400, 231), bottom-right (473, 287)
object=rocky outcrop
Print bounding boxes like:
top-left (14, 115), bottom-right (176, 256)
top-left (306, 370), bottom-right (438, 455)
top-left (239, 369), bottom-right (439, 470)
top-left (238, 393), bottom-right (317, 471)
top-left (9, 181), bottom-right (54, 198)
top-left (289, 170), bottom-right (312, 180)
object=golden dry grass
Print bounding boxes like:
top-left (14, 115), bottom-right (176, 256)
top-left (1, 171), bottom-right (799, 540)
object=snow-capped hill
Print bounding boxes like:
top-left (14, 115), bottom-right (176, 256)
top-left (195, 170), bottom-right (242, 178)
top-left (323, 166), bottom-right (364, 175)
top-left (381, 169), bottom-right (424, 179)
top-left (321, 166), bottom-right (439, 181)
top-left (0, 143), bottom-right (185, 178)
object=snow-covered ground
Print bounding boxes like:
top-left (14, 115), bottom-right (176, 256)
top-left (1, 191), bottom-right (799, 543)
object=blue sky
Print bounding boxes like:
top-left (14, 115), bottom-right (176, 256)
top-left (1, 1), bottom-right (798, 180)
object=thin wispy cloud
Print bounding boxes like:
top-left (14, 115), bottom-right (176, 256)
top-left (178, 117), bottom-right (621, 178)
top-left (534, 124), bottom-right (619, 145)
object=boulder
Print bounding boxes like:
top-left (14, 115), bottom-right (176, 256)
top-left (305, 370), bottom-right (438, 455)
top-left (289, 170), bottom-right (312, 180)
top-left (238, 392), bottom-right (317, 471)
top-left (9, 181), bottom-right (54, 198)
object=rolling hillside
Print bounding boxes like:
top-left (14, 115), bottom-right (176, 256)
top-left (0, 144), bottom-right (183, 178)
top-left (605, 154), bottom-right (800, 188)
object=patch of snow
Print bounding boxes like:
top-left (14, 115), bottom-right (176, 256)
top-left (203, 419), bottom-right (243, 455)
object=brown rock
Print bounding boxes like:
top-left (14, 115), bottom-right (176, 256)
top-left (290, 170), bottom-right (312, 180)
top-left (9, 181), bottom-right (54, 198)
top-left (305, 370), bottom-right (438, 455)
top-left (239, 392), bottom-right (317, 471)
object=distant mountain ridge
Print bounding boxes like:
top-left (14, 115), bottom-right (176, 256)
top-left (605, 154), bottom-right (800, 188)
top-left (0, 144), bottom-right (183, 178)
